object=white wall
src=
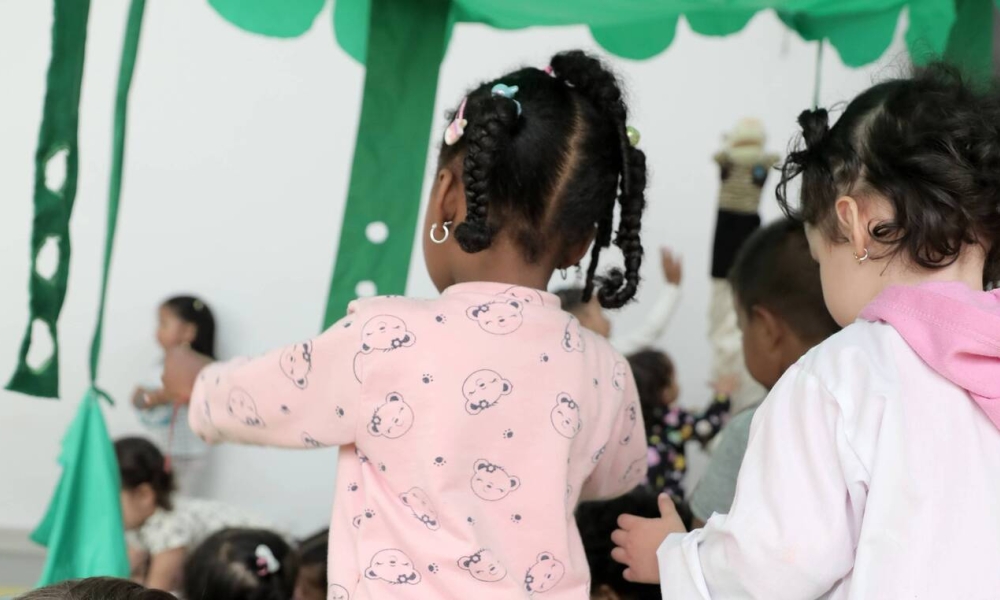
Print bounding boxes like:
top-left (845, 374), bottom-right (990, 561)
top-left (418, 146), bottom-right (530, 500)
top-left (0, 0), bottom-right (908, 536)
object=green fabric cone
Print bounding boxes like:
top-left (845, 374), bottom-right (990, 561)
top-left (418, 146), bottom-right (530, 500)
top-left (31, 390), bottom-right (130, 585)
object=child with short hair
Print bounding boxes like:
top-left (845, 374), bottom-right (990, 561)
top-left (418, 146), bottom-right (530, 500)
top-left (163, 50), bottom-right (650, 599)
top-left (132, 296), bottom-right (215, 495)
top-left (183, 528), bottom-right (298, 600)
top-left (612, 64), bottom-right (1000, 598)
top-left (15, 578), bottom-right (173, 600)
top-left (627, 349), bottom-right (729, 502)
top-left (688, 218), bottom-right (840, 524)
top-left (292, 529), bottom-right (328, 600)
top-left (116, 437), bottom-right (267, 593)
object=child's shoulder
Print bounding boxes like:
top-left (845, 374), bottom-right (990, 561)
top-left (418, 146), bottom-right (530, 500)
top-left (795, 320), bottom-right (903, 397)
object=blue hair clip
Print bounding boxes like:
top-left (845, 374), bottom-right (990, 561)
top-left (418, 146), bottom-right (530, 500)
top-left (491, 83), bottom-right (522, 117)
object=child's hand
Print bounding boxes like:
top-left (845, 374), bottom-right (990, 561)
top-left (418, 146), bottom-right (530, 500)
top-left (661, 247), bottom-right (682, 285)
top-left (611, 494), bottom-right (687, 584)
top-left (162, 346), bottom-right (212, 404)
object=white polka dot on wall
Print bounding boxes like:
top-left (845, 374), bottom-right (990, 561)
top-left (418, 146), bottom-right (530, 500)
top-left (365, 221), bottom-right (389, 244)
top-left (355, 280), bottom-right (377, 298)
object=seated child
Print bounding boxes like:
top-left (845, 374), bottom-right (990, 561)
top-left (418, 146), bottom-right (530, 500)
top-left (183, 528), bottom-right (298, 600)
top-left (688, 218), bottom-right (840, 525)
top-left (627, 350), bottom-right (730, 502)
top-left (293, 529), bottom-right (328, 600)
top-left (116, 437), bottom-right (268, 592)
top-left (15, 578), bottom-right (174, 600)
top-left (556, 247), bottom-right (682, 354)
top-left (575, 489), bottom-right (663, 600)
top-left (132, 296), bottom-right (215, 495)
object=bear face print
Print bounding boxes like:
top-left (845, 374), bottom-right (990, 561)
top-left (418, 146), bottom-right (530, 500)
top-left (399, 487), bottom-right (440, 530)
top-left (524, 552), bottom-right (565, 594)
top-left (227, 388), bottom-right (265, 427)
top-left (550, 393), bottom-right (582, 438)
top-left (470, 459), bottom-right (521, 501)
top-left (365, 549), bottom-right (421, 585)
top-left (328, 584), bottom-right (350, 600)
top-left (458, 549), bottom-right (507, 583)
top-left (620, 402), bottom-right (638, 445)
top-left (462, 369), bottom-right (513, 415)
top-left (466, 300), bottom-right (524, 335)
top-left (502, 286), bottom-right (544, 307)
top-left (562, 317), bottom-right (585, 353)
top-left (612, 362), bottom-right (627, 391)
top-left (279, 341), bottom-right (312, 389)
top-left (367, 393), bottom-right (414, 439)
top-left (359, 316), bottom-right (416, 354)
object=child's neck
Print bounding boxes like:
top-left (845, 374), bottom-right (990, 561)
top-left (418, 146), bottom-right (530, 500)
top-left (453, 242), bottom-right (556, 291)
top-left (880, 246), bottom-right (986, 292)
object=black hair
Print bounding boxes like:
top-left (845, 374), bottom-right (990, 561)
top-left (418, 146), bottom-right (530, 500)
top-left (296, 529), bottom-right (328, 593)
top-left (728, 219), bottom-right (841, 344)
top-left (162, 296), bottom-right (216, 358)
top-left (575, 489), bottom-right (663, 600)
top-left (115, 437), bottom-right (174, 510)
top-left (626, 349), bottom-right (675, 434)
top-left (777, 63), bottom-right (1000, 286)
top-left (553, 287), bottom-right (586, 313)
top-left (439, 50), bottom-right (648, 309)
top-left (16, 578), bottom-right (175, 600)
top-left (183, 528), bottom-right (299, 600)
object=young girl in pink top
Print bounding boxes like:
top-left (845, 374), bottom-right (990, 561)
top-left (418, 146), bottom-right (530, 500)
top-left (612, 64), bottom-right (1000, 598)
top-left (163, 50), bottom-right (649, 599)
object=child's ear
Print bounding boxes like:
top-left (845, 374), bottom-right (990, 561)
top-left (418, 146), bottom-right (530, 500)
top-left (835, 195), bottom-right (869, 258)
top-left (431, 165), bottom-right (464, 224)
top-left (751, 305), bottom-right (785, 351)
top-left (559, 233), bottom-right (596, 270)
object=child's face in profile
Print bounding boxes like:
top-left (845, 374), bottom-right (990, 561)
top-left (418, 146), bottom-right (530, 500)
top-left (156, 306), bottom-right (195, 352)
top-left (119, 485), bottom-right (157, 530)
top-left (736, 303), bottom-right (784, 390)
top-left (293, 564), bottom-right (326, 600)
top-left (660, 378), bottom-right (680, 407)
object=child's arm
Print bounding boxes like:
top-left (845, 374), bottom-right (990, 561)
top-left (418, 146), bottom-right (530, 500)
top-left (686, 393), bottom-right (731, 447)
top-left (171, 312), bottom-right (362, 449)
top-left (580, 363), bottom-right (649, 501)
top-left (616, 364), bottom-right (860, 597)
top-left (145, 547), bottom-right (185, 592)
top-left (614, 248), bottom-right (682, 356)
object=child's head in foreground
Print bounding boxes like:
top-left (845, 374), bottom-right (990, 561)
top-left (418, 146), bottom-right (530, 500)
top-left (293, 529), bottom-right (328, 600)
top-left (115, 437), bottom-right (174, 530)
top-left (777, 63), bottom-right (1000, 326)
top-left (729, 219), bottom-right (841, 389)
top-left (576, 488), bottom-right (663, 600)
top-left (423, 50), bottom-right (648, 308)
top-left (16, 578), bottom-right (174, 600)
top-left (158, 295), bottom-right (215, 358)
top-left (183, 528), bottom-right (299, 600)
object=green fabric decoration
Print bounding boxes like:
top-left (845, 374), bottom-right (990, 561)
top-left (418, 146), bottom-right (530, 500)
top-left (943, 0), bottom-right (996, 80)
top-left (322, 0), bottom-right (451, 325)
top-left (31, 390), bottom-right (131, 585)
top-left (6, 0), bottom-right (91, 399)
top-left (31, 0), bottom-right (146, 586)
top-left (208, 0), bottom-right (325, 38)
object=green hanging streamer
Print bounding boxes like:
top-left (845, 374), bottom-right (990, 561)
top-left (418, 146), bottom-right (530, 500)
top-left (31, 0), bottom-right (146, 585)
top-left (322, 0), bottom-right (451, 326)
top-left (6, 0), bottom-right (92, 399)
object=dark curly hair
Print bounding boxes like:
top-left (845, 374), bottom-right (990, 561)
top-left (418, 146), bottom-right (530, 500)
top-left (184, 528), bottom-right (299, 600)
top-left (777, 63), bottom-right (1000, 286)
top-left (115, 437), bottom-right (174, 510)
top-left (439, 50), bottom-right (648, 309)
top-left (162, 296), bottom-right (216, 359)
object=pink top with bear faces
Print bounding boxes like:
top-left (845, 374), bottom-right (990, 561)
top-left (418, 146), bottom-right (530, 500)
top-left (189, 282), bottom-right (647, 600)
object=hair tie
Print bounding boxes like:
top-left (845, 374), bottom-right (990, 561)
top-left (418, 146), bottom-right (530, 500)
top-left (193, 300), bottom-right (204, 311)
top-left (444, 97), bottom-right (468, 146)
top-left (254, 544), bottom-right (280, 577)
top-left (626, 125), bottom-right (640, 147)
top-left (543, 65), bottom-right (555, 77)
top-left (491, 83), bottom-right (522, 117)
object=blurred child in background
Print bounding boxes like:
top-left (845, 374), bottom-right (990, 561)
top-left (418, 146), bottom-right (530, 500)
top-left (132, 296), bottom-right (214, 496)
top-left (183, 528), bottom-right (298, 600)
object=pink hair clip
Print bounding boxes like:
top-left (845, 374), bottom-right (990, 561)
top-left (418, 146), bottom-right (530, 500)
top-left (444, 97), bottom-right (468, 146)
top-left (543, 65), bottom-right (555, 77)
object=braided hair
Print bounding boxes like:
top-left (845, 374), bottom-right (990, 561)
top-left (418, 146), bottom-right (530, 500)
top-left (439, 50), bottom-right (648, 309)
top-left (777, 63), bottom-right (1000, 286)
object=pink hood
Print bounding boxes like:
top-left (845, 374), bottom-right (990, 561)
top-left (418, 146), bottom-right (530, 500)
top-left (860, 282), bottom-right (1000, 430)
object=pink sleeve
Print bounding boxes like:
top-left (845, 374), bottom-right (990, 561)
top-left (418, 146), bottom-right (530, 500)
top-left (189, 310), bottom-right (362, 449)
top-left (580, 363), bottom-right (648, 501)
